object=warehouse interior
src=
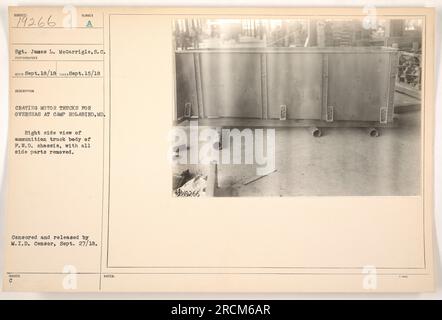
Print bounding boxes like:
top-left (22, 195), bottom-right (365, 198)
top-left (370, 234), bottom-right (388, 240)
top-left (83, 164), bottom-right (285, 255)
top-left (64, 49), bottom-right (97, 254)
top-left (172, 18), bottom-right (422, 197)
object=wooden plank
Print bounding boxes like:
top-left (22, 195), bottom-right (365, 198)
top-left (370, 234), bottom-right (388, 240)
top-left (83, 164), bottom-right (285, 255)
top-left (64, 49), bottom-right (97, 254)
top-left (205, 162), bottom-right (218, 197)
top-left (394, 102), bottom-right (421, 113)
top-left (242, 169), bottom-right (277, 185)
top-left (395, 82), bottom-right (421, 99)
top-left (177, 118), bottom-right (398, 128)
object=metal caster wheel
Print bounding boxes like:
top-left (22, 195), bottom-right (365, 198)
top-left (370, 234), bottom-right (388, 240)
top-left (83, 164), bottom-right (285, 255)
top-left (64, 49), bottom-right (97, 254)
top-left (311, 127), bottom-right (322, 137)
top-left (368, 128), bottom-right (380, 137)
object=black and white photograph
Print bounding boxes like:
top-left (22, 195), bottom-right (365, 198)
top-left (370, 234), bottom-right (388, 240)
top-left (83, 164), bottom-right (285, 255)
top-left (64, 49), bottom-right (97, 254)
top-left (172, 17), bottom-right (423, 197)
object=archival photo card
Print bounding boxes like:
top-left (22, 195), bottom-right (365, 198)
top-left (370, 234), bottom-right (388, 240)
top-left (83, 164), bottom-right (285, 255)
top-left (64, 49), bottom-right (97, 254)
top-left (3, 7), bottom-right (435, 293)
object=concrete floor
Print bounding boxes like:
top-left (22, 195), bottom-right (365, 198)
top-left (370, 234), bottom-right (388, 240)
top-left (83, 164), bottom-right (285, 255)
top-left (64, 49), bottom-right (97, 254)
top-left (173, 91), bottom-right (421, 197)
top-left (215, 109), bottom-right (421, 197)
